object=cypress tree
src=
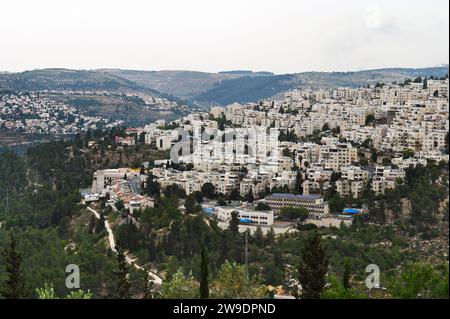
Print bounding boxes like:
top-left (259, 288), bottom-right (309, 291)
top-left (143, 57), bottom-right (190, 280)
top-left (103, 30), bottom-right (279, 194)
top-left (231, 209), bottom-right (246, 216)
top-left (297, 231), bottom-right (329, 299)
top-left (247, 187), bottom-right (254, 203)
top-left (295, 170), bottom-right (303, 194)
top-left (1, 231), bottom-right (28, 299)
top-left (185, 194), bottom-right (200, 214)
top-left (142, 269), bottom-right (154, 299)
top-left (199, 246), bottom-right (209, 299)
top-left (343, 261), bottom-right (351, 290)
top-left (113, 244), bottom-right (131, 299)
top-left (229, 211), bottom-right (240, 235)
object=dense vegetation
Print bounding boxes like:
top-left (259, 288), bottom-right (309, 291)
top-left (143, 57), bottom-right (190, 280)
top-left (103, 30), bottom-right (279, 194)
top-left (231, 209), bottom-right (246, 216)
top-left (195, 74), bottom-right (296, 105)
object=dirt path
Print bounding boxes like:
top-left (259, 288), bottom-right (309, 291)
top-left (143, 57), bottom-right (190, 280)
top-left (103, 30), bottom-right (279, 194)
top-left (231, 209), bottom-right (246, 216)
top-left (87, 206), bottom-right (162, 285)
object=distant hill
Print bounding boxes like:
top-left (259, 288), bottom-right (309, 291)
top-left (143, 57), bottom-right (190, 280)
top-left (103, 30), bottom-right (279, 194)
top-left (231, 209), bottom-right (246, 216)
top-left (99, 69), bottom-right (276, 101)
top-left (195, 74), bottom-right (296, 105)
top-left (193, 66), bottom-right (449, 105)
top-left (98, 69), bottom-right (245, 101)
top-left (0, 68), bottom-right (143, 92)
top-left (0, 68), bottom-right (187, 105)
top-left (1, 66), bottom-right (447, 107)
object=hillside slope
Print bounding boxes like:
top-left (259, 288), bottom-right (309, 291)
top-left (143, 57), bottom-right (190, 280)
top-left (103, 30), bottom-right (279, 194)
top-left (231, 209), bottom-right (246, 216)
top-left (99, 69), bottom-right (253, 101)
top-left (0, 68), bottom-right (147, 92)
top-left (194, 66), bottom-right (449, 105)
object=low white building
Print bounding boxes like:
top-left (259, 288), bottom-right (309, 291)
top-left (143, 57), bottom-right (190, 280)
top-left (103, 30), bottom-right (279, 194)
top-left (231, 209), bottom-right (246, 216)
top-left (216, 206), bottom-right (274, 226)
top-left (91, 168), bottom-right (139, 193)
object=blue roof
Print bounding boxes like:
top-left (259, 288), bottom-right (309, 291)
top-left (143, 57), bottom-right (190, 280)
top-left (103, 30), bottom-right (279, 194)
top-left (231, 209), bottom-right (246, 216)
top-left (203, 207), bottom-right (215, 214)
top-left (267, 193), bottom-right (322, 201)
top-left (343, 208), bottom-right (360, 214)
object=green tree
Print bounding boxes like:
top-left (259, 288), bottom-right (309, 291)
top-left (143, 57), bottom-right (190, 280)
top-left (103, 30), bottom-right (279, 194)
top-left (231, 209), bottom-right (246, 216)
top-left (365, 114), bottom-right (375, 125)
top-left (321, 275), bottom-right (367, 299)
top-left (343, 261), bottom-right (351, 290)
top-left (138, 132), bottom-right (146, 144)
top-left (211, 261), bottom-right (266, 298)
top-left (113, 244), bottom-right (131, 299)
top-left (247, 187), bottom-right (254, 203)
top-left (65, 289), bottom-right (93, 299)
top-left (229, 211), bottom-right (240, 235)
top-left (280, 207), bottom-right (309, 223)
top-left (1, 231), bottom-right (28, 299)
top-left (142, 269), bottom-right (154, 299)
top-left (199, 246), bottom-right (209, 299)
top-left (35, 283), bottom-right (57, 299)
top-left (201, 182), bottom-right (216, 199)
top-left (115, 199), bottom-right (125, 212)
top-left (295, 170), bottom-right (304, 194)
top-left (160, 269), bottom-right (198, 299)
top-left (402, 148), bottom-right (415, 159)
top-left (389, 263), bottom-right (449, 299)
top-left (185, 194), bottom-right (201, 214)
top-left (145, 172), bottom-right (161, 198)
top-left (298, 231), bottom-right (329, 299)
top-left (255, 203), bottom-right (271, 211)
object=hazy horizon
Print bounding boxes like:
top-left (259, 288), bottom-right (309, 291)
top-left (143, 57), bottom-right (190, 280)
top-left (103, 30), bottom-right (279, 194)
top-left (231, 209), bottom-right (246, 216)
top-left (1, 64), bottom-right (449, 76)
top-left (1, 0), bottom-right (448, 73)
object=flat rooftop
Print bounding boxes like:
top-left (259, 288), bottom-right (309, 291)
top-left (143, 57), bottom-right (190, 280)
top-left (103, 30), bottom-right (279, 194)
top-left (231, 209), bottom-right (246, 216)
top-left (266, 193), bottom-right (323, 201)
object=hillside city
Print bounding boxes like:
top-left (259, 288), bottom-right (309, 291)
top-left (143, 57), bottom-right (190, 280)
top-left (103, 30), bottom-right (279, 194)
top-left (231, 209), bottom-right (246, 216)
top-left (0, 0), bottom-right (449, 313)
top-left (87, 76), bottom-right (448, 228)
top-left (0, 71), bottom-right (448, 301)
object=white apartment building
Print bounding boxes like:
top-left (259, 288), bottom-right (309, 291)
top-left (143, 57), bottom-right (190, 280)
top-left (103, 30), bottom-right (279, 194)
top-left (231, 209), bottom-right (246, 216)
top-left (318, 143), bottom-right (358, 171)
top-left (371, 166), bottom-right (406, 195)
top-left (335, 166), bottom-right (369, 198)
top-left (156, 135), bottom-right (173, 151)
top-left (302, 167), bottom-right (333, 195)
top-left (265, 193), bottom-right (330, 218)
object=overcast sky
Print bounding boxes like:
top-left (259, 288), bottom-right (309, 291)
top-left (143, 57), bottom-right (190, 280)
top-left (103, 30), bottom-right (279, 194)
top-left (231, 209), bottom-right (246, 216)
top-left (1, 0), bottom-right (448, 74)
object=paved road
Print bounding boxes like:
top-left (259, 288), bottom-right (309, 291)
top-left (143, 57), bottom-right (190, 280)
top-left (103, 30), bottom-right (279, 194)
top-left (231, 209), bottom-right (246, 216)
top-left (87, 206), bottom-right (162, 285)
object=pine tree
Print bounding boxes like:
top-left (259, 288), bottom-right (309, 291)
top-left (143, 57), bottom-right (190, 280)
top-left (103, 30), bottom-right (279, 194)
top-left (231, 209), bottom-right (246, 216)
top-left (95, 212), bottom-right (106, 234)
top-left (185, 194), bottom-right (200, 214)
top-left (229, 211), bottom-right (240, 235)
top-left (295, 170), bottom-right (303, 194)
top-left (142, 269), bottom-right (154, 299)
top-left (297, 231), bottom-right (329, 299)
top-left (199, 246), bottom-right (209, 299)
top-left (265, 227), bottom-right (275, 246)
top-left (113, 244), bottom-right (131, 299)
top-left (1, 231), bottom-right (28, 299)
top-left (343, 261), bottom-right (351, 290)
top-left (254, 226), bottom-right (264, 247)
top-left (247, 187), bottom-right (255, 203)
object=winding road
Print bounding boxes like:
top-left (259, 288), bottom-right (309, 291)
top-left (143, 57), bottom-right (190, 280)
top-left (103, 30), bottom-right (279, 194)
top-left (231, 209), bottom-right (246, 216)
top-left (87, 206), bottom-right (162, 285)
